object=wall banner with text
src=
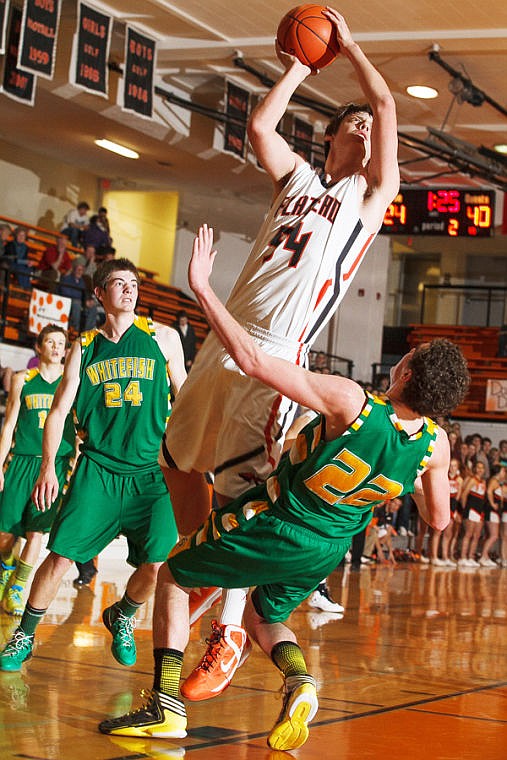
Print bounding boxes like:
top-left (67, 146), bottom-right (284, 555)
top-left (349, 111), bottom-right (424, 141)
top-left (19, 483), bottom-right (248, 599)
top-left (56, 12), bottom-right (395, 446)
top-left (122, 26), bottom-right (155, 119)
top-left (70, 2), bottom-right (111, 96)
top-left (223, 81), bottom-right (249, 160)
top-left (486, 379), bottom-right (507, 413)
top-left (0, 0), bottom-right (10, 54)
top-left (1, 6), bottom-right (35, 105)
top-left (18, 0), bottom-right (61, 80)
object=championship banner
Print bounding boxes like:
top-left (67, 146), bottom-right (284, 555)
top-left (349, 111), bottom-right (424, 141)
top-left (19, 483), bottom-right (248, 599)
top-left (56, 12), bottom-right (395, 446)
top-left (485, 379), bottom-right (507, 413)
top-left (18, 0), bottom-right (61, 80)
top-left (1, 6), bottom-right (36, 105)
top-left (0, 0), bottom-right (9, 54)
top-left (29, 288), bottom-right (71, 335)
top-left (122, 26), bottom-right (155, 118)
top-left (293, 118), bottom-right (313, 163)
top-left (70, 2), bottom-right (111, 97)
top-left (224, 81), bottom-right (249, 159)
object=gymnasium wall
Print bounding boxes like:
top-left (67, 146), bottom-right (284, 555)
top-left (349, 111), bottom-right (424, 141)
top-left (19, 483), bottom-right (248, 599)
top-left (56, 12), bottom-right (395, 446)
top-left (0, 137), bottom-right (398, 382)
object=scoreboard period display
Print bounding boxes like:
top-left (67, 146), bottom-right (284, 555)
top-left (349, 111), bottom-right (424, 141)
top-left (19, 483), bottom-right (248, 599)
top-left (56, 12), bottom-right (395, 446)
top-left (381, 188), bottom-right (495, 237)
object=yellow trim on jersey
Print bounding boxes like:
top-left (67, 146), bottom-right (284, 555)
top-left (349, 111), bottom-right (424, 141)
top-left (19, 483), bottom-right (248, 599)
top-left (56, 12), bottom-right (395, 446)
top-left (81, 328), bottom-right (100, 348)
top-left (24, 368), bottom-right (40, 383)
top-left (134, 315), bottom-right (156, 337)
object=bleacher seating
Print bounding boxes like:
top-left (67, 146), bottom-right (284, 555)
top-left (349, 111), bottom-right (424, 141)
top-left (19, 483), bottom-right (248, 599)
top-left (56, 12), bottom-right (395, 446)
top-left (407, 324), bottom-right (507, 420)
top-left (0, 215), bottom-right (209, 347)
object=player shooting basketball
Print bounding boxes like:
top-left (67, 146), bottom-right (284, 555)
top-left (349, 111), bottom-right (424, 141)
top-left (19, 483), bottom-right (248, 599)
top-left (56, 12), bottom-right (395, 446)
top-left (158, 6), bottom-right (400, 697)
top-left (99, 224), bottom-right (469, 750)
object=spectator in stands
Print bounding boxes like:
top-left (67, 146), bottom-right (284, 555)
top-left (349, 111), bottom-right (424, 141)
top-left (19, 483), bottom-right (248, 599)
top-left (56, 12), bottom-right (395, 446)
top-left (97, 207), bottom-right (111, 240)
top-left (82, 245), bottom-right (97, 285)
top-left (464, 438), bottom-right (477, 475)
top-left (60, 202), bottom-right (90, 247)
top-left (459, 461), bottom-right (487, 567)
top-left (363, 498), bottom-right (401, 564)
top-left (483, 437), bottom-right (494, 469)
top-left (173, 310), bottom-right (197, 371)
top-left (374, 373), bottom-right (390, 393)
top-left (413, 516), bottom-right (430, 562)
top-left (471, 433), bottom-right (490, 479)
top-left (498, 440), bottom-right (507, 467)
top-left (4, 227), bottom-right (36, 289)
top-left (447, 430), bottom-right (461, 460)
top-left (0, 224), bottom-right (12, 286)
top-left (59, 260), bottom-right (97, 332)
top-left (0, 224), bottom-right (11, 255)
top-left (479, 464), bottom-right (505, 567)
top-left (82, 215), bottom-right (111, 254)
top-left (38, 235), bottom-right (74, 288)
top-left (430, 457), bottom-right (463, 566)
top-left (395, 493), bottom-right (415, 537)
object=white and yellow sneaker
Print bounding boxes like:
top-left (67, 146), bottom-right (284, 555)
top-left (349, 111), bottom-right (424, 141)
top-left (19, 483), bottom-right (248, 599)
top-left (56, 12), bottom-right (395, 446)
top-left (267, 674), bottom-right (318, 751)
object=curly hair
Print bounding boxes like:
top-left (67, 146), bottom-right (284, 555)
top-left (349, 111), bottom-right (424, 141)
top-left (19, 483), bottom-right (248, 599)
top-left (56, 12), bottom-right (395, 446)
top-left (401, 339), bottom-right (470, 417)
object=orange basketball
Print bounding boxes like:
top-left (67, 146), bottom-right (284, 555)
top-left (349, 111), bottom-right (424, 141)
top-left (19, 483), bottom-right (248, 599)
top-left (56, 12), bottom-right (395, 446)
top-left (277, 5), bottom-right (340, 71)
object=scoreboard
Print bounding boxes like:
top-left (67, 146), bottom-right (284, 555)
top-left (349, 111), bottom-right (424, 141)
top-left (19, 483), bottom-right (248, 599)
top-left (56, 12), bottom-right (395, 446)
top-left (381, 188), bottom-right (495, 237)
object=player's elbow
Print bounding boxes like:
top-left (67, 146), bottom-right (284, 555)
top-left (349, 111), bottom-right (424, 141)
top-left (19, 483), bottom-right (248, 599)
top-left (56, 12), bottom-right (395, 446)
top-left (429, 513), bottom-right (450, 532)
top-left (372, 91), bottom-right (397, 116)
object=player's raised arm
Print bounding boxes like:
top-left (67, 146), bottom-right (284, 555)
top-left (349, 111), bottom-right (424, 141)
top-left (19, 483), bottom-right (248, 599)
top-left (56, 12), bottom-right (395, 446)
top-left (247, 45), bottom-right (312, 192)
top-left (32, 340), bottom-right (81, 511)
top-left (189, 224), bottom-right (364, 423)
top-left (324, 8), bottom-right (399, 227)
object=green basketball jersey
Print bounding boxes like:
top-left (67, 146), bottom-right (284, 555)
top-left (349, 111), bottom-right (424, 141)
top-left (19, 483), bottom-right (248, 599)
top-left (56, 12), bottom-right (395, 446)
top-left (75, 316), bottom-right (170, 474)
top-left (266, 393), bottom-right (438, 540)
top-left (12, 368), bottom-right (75, 458)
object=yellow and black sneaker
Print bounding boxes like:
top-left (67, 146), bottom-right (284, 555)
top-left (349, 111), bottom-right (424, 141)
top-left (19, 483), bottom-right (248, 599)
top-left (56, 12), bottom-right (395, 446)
top-left (267, 674), bottom-right (318, 751)
top-left (98, 689), bottom-right (187, 738)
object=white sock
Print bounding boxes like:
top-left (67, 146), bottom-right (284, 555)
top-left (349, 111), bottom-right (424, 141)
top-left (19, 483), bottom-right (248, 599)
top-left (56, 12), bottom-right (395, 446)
top-left (219, 587), bottom-right (248, 627)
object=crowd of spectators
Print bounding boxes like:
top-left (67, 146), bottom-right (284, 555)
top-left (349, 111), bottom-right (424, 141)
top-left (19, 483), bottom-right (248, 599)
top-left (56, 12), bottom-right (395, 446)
top-left (0, 205), bottom-right (116, 334)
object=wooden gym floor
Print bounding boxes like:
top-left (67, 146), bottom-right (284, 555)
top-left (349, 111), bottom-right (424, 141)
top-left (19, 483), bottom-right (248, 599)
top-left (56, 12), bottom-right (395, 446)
top-left (0, 539), bottom-right (505, 760)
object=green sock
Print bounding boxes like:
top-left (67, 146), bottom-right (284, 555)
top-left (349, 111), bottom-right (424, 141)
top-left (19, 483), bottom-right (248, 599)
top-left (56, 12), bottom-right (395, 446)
top-left (12, 559), bottom-right (33, 587)
top-left (153, 648), bottom-right (184, 700)
top-left (271, 641), bottom-right (308, 678)
top-left (116, 593), bottom-right (143, 618)
top-left (19, 603), bottom-right (47, 636)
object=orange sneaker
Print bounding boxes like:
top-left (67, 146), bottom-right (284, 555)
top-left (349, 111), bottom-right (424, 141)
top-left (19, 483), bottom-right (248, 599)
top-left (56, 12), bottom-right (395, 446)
top-left (180, 619), bottom-right (251, 701)
top-left (188, 587), bottom-right (222, 626)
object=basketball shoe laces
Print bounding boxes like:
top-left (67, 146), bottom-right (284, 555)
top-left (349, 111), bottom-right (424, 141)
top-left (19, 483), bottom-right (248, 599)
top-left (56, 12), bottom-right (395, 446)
top-left (198, 621), bottom-right (229, 672)
top-left (114, 610), bottom-right (136, 646)
top-left (4, 629), bottom-right (33, 656)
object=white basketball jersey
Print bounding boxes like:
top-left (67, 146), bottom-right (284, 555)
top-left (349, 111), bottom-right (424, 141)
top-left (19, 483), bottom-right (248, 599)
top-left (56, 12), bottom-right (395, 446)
top-left (227, 162), bottom-right (378, 346)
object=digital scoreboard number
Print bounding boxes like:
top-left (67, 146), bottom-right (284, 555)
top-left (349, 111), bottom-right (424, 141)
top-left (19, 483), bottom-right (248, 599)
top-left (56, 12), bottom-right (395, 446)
top-left (381, 188), bottom-right (495, 237)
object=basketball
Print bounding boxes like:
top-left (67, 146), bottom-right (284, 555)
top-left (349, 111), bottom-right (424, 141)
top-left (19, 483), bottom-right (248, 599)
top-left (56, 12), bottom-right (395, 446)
top-left (277, 5), bottom-right (340, 71)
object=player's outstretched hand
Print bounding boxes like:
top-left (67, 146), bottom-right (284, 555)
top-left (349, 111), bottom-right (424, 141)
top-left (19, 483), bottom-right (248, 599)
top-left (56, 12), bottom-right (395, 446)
top-left (323, 7), bottom-right (354, 52)
top-left (32, 467), bottom-right (59, 512)
top-left (188, 224), bottom-right (217, 296)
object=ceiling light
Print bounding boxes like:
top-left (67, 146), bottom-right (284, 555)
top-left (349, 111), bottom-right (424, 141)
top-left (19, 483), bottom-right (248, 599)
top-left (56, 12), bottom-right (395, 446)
top-left (406, 85), bottom-right (438, 100)
top-left (493, 144), bottom-right (507, 155)
top-left (94, 139), bottom-right (139, 159)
